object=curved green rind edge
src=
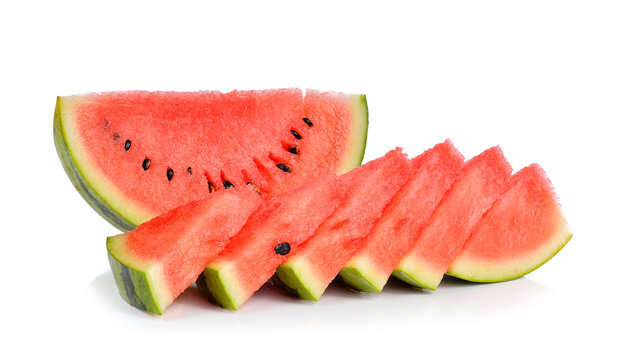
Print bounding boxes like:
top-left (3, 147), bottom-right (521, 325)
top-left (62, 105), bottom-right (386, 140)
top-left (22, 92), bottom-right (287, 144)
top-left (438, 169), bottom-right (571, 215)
top-left (447, 230), bottom-right (574, 283)
top-left (275, 264), bottom-right (320, 301)
top-left (339, 266), bottom-right (382, 293)
top-left (339, 94), bottom-right (369, 174)
top-left (106, 236), bottom-right (163, 315)
top-left (392, 265), bottom-right (440, 290)
top-left (53, 98), bottom-right (136, 231)
top-left (196, 266), bottom-right (240, 311)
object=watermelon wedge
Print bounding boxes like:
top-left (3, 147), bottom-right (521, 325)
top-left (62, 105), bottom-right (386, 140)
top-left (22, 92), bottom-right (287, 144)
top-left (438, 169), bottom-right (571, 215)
top-left (107, 188), bottom-right (261, 315)
top-left (340, 140), bottom-right (464, 293)
top-left (54, 89), bottom-right (368, 231)
top-left (392, 146), bottom-right (512, 290)
top-left (447, 164), bottom-right (572, 282)
top-left (196, 173), bottom-right (343, 310)
top-left (275, 148), bottom-right (412, 301)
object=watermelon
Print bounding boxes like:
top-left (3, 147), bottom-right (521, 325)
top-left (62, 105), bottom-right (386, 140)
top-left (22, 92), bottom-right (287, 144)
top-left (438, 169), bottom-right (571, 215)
top-left (447, 164), bottom-right (572, 282)
top-left (275, 148), bottom-right (412, 301)
top-left (340, 140), bottom-right (464, 293)
top-left (54, 89), bottom-right (368, 231)
top-left (392, 146), bottom-right (513, 290)
top-left (196, 173), bottom-right (343, 310)
top-left (107, 188), bottom-right (261, 315)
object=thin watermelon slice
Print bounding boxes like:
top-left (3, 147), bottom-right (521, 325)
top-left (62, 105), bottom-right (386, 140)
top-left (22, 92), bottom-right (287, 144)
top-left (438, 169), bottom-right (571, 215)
top-left (447, 164), bottom-right (572, 282)
top-left (54, 89), bottom-right (368, 231)
top-left (275, 148), bottom-right (412, 301)
top-left (340, 140), bottom-right (464, 293)
top-left (392, 146), bottom-right (513, 289)
top-left (106, 188), bottom-right (261, 315)
top-left (196, 173), bottom-right (343, 310)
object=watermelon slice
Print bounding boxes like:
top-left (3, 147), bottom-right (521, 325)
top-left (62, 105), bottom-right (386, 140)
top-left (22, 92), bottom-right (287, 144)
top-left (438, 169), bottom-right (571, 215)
top-left (54, 89), bottom-right (368, 231)
top-left (275, 148), bottom-right (412, 301)
top-left (196, 173), bottom-right (343, 310)
top-left (447, 164), bottom-right (572, 282)
top-left (340, 140), bottom-right (464, 293)
top-left (106, 188), bottom-right (261, 315)
top-left (392, 146), bottom-right (513, 290)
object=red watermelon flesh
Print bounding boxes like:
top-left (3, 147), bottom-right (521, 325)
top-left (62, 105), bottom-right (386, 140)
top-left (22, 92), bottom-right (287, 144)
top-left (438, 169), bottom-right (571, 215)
top-left (275, 148), bottom-right (412, 301)
top-left (196, 173), bottom-right (343, 310)
top-left (447, 164), bottom-right (572, 282)
top-left (55, 89), bottom-right (368, 231)
top-left (393, 146), bottom-right (513, 289)
top-left (107, 188), bottom-right (261, 315)
top-left (340, 140), bottom-right (464, 292)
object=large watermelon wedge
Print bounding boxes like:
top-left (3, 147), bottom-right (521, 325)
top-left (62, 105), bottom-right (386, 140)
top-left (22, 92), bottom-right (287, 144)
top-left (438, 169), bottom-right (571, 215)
top-left (54, 89), bottom-right (368, 231)
top-left (447, 164), bottom-right (573, 282)
top-left (107, 188), bottom-right (261, 315)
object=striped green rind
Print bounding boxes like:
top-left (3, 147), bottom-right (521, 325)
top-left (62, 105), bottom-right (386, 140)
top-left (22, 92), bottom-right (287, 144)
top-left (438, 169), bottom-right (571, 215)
top-left (54, 98), bottom-right (136, 231)
top-left (196, 263), bottom-right (245, 310)
top-left (392, 257), bottom-right (444, 290)
top-left (447, 226), bottom-right (573, 283)
top-left (106, 234), bottom-right (170, 315)
top-left (338, 94), bottom-right (369, 174)
top-left (339, 256), bottom-right (386, 293)
top-left (275, 261), bottom-right (323, 301)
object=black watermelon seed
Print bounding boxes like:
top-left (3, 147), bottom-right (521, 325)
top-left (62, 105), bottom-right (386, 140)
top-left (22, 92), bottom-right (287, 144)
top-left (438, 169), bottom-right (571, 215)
top-left (167, 168), bottom-right (174, 181)
top-left (124, 140), bottom-right (131, 151)
top-left (112, 133), bottom-right (120, 141)
top-left (142, 158), bottom-right (151, 171)
top-left (223, 181), bottom-right (234, 189)
top-left (302, 117), bottom-right (313, 127)
top-left (288, 145), bottom-right (300, 155)
top-left (208, 182), bottom-right (216, 193)
top-left (276, 163), bottom-right (292, 173)
top-left (290, 130), bottom-right (302, 140)
top-left (187, 167), bottom-right (192, 175)
top-left (274, 242), bottom-right (291, 255)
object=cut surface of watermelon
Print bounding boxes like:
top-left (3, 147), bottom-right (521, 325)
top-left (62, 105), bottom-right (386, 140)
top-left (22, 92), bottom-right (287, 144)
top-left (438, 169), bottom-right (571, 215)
top-left (275, 148), bottom-right (412, 301)
top-left (54, 89), bottom-right (368, 231)
top-left (340, 140), bottom-right (464, 293)
top-left (392, 146), bottom-right (512, 290)
top-left (196, 173), bottom-right (343, 310)
top-left (107, 189), bottom-right (261, 315)
top-left (447, 164), bottom-right (572, 282)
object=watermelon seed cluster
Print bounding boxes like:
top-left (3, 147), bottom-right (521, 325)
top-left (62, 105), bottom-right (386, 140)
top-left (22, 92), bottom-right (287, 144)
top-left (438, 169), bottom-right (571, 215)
top-left (112, 115), bottom-right (313, 196)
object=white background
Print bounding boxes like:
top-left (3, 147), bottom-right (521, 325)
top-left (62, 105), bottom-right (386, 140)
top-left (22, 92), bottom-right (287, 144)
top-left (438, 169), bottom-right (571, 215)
top-left (1, 1), bottom-right (631, 359)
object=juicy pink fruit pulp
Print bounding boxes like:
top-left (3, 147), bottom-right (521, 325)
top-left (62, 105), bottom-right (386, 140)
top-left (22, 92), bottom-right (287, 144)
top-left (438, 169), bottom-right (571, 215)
top-left (73, 89), bottom-right (359, 218)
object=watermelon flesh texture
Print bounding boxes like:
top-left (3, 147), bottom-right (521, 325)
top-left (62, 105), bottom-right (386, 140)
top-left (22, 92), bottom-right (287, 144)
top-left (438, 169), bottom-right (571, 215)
top-left (54, 89), bottom-right (368, 231)
top-left (392, 146), bottom-right (513, 290)
top-left (447, 164), bottom-right (572, 282)
top-left (340, 140), bottom-right (464, 293)
top-left (106, 189), bottom-right (261, 315)
top-left (275, 148), bottom-right (412, 301)
top-left (196, 173), bottom-right (343, 310)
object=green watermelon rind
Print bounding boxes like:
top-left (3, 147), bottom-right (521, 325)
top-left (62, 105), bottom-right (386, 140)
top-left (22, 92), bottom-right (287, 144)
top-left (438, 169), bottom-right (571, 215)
top-left (447, 225), bottom-right (573, 283)
top-left (106, 234), bottom-right (171, 315)
top-left (339, 255), bottom-right (385, 293)
top-left (275, 261), bottom-right (322, 301)
top-left (338, 94), bottom-right (369, 174)
top-left (392, 258), bottom-right (444, 290)
top-left (196, 263), bottom-right (245, 311)
top-left (53, 93), bottom-right (369, 231)
top-left (54, 98), bottom-right (137, 231)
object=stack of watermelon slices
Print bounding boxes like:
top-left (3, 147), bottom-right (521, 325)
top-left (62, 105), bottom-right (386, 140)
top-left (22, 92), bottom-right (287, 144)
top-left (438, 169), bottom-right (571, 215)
top-left (54, 90), bottom-right (572, 315)
top-left (106, 142), bottom-right (571, 314)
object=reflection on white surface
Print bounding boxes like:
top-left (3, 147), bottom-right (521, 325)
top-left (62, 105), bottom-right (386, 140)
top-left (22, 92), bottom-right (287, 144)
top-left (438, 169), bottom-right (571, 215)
top-left (87, 270), bottom-right (555, 329)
